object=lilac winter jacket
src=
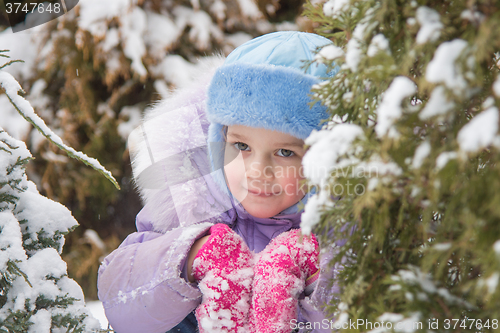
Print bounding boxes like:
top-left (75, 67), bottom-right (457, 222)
top-left (97, 60), bottom-right (339, 333)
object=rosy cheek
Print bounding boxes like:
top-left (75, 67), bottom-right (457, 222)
top-left (224, 154), bottom-right (247, 197)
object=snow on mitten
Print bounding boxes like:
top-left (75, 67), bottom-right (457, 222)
top-left (192, 223), bottom-right (254, 333)
top-left (250, 229), bottom-right (319, 333)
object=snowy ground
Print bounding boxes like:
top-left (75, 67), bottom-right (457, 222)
top-left (86, 300), bottom-right (110, 330)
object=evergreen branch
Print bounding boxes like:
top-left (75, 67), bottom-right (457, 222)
top-left (0, 50), bottom-right (11, 58)
top-left (0, 59), bottom-right (24, 70)
top-left (7, 260), bottom-right (32, 288)
top-left (0, 71), bottom-right (121, 190)
top-left (0, 50), bottom-right (24, 69)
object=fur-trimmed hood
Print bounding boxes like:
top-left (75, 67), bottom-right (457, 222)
top-left (128, 56), bottom-right (234, 233)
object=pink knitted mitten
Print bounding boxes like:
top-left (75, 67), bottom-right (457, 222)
top-left (250, 229), bottom-right (319, 333)
top-left (192, 223), bottom-right (254, 333)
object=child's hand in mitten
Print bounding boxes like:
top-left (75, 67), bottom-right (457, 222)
top-left (250, 229), bottom-right (319, 333)
top-left (191, 223), bottom-right (254, 333)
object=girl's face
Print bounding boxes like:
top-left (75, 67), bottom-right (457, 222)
top-left (224, 125), bottom-right (306, 218)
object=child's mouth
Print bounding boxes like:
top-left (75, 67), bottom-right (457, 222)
top-left (246, 188), bottom-right (275, 197)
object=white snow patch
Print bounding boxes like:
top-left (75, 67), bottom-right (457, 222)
top-left (144, 12), bottom-right (181, 59)
top-left (236, 0), bottom-right (262, 19)
top-left (323, 0), bottom-right (350, 18)
top-left (426, 39), bottom-right (468, 92)
top-left (494, 240), bottom-right (500, 255)
top-left (78, 0), bottom-right (132, 38)
top-left (304, 124), bottom-right (364, 186)
top-left (433, 243), bottom-right (451, 251)
top-left (493, 76), bottom-right (500, 97)
top-left (345, 21), bottom-right (368, 72)
top-left (173, 6), bottom-right (223, 51)
top-left (367, 34), bottom-right (390, 57)
top-left (484, 273), bottom-right (499, 294)
top-left (120, 7), bottom-right (148, 78)
top-left (416, 7), bottom-right (443, 44)
top-left (118, 105), bottom-right (142, 140)
top-left (28, 309), bottom-right (51, 332)
top-left (86, 300), bottom-right (110, 329)
top-left (457, 107), bottom-right (499, 153)
top-left (435, 152), bottom-right (457, 170)
top-left (301, 191), bottom-right (333, 235)
top-left (460, 9), bottom-right (485, 23)
top-left (375, 76), bottom-right (417, 138)
top-left (315, 44), bottom-right (345, 63)
top-left (412, 141), bottom-right (431, 169)
top-left (419, 86), bottom-right (455, 120)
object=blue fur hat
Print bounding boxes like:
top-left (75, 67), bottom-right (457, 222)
top-left (206, 31), bottom-right (335, 188)
top-left (207, 31), bottom-right (334, 142)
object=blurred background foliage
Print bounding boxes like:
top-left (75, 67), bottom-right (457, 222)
top-left (0, 0), bottom-right (318, 300)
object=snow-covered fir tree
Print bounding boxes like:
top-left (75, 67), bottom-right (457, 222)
top-left (0, 65), bottom-right (103, 331)
top-left (302, 0), bottom-right (500, 331)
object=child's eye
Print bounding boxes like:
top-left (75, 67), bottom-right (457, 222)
top-left (276, 149), bottom-right (294, 157)
top-left (233, 142), bottom-right (250, 151)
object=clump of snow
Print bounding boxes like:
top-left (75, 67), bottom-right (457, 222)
top-left (392, 266), bottom-right (471, 308)
top-left (78, 0), bottom-right (131, 38)
top-left (100, 28), bottom-right (119, 52)
top-left (86, 300), bottom-right (110, 329)
top-left (494, 240), bottom-right (500, 255)
top-left (478, 273), bottom-right (499, 295)
top-left (460, 9), bottom-right (485, 24)
top-left (0, 211), bottom-right (28, 272)
top-left (435, 151), bottom-right (457, 170)
top-left (83, 229), bottom-right (106, 252)
top-left (144, 12), bottom-right (181, 59)
top-left (412, 141), bottom-right (431, 169)
top-left (315, 44), bottom-right (345, 63)
top-left (493, 76), bottom-right (500, 97)
top-left (432, 243), bottom-right (451, 251)
top-left (118, 105), bottom-right (142, 140)
top-left (0, 94), bottom-right (31, 140)
top-left (375, 76), bottom-right (417, 138)
top-left (457, 107), bottom-right (499, 153)
top-left (353, 156), bottom-right (403, 179)
top-left (236, 0), bottom-right (262, 20)
top-left (323, 0), bottom-right (350, 18)
top-left (345, 21), bottom-right (368, 72)
top-left (301, 191), bottom-right (334, 235)
top-left (303, 124), bottom-right (364, 186)
top-left (419, 86), bottom-right (455, 120)
top-left (210, 0), bottom-right (227, 21)
top-left (301, 124), bottom-right (364, 234)
top-left (415, 7), bottom-right (443, 44)
top-left (426, 39), bottom-right (468, 92)
top-left (27, 309), bottom-right (51, 332)
top-left (174, 6), bottom-right (223, 51)
top-left (121, 7), bottom-right (148, 78)
top-left (367, 34), bottom-right (390, 57)
top-left (15, 183), bottom-right (78, 253)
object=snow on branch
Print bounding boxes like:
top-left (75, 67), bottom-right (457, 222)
top-left (0, 54), bottom-right (120, 190)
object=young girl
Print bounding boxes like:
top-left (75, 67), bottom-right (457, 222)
top-left (98, 31), bottom-right (338, 333)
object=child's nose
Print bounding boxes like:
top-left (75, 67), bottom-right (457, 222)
top-left (246, 159), bottom-right (274, 180)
